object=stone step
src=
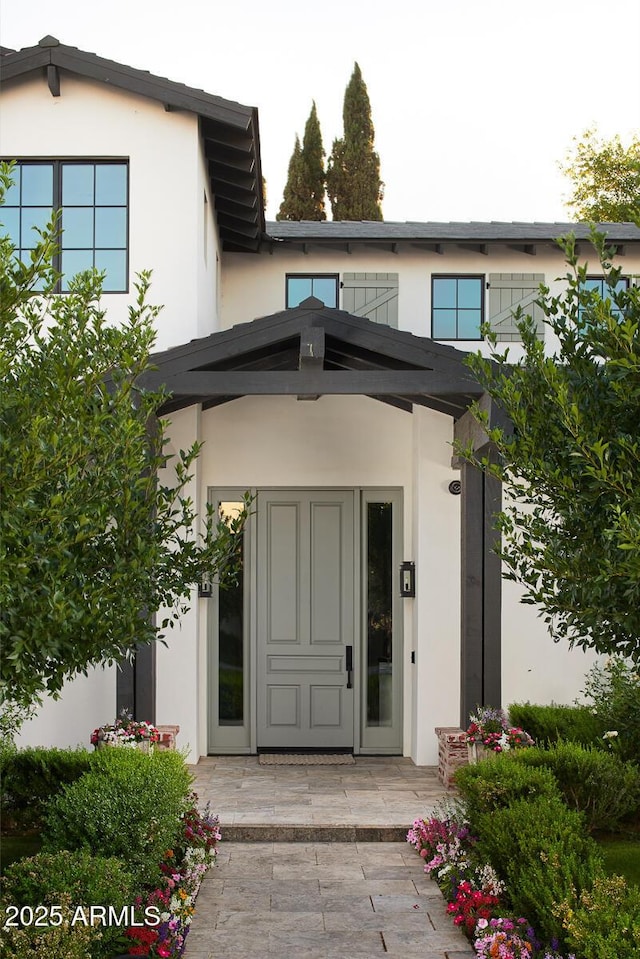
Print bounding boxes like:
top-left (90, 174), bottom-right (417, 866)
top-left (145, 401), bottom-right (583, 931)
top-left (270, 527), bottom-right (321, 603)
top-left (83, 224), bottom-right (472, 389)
top-left (222, 824), bottom-right (408, 842)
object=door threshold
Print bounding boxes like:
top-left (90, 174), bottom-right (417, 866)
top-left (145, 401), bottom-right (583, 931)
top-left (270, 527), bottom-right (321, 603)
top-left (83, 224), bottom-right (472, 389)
top-left (256, 747), bottom-right (353, 755)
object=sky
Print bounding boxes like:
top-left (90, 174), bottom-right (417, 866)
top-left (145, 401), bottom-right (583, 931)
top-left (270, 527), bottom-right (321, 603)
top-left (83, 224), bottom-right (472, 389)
top-left (2, 0), bottom-right (639, 224)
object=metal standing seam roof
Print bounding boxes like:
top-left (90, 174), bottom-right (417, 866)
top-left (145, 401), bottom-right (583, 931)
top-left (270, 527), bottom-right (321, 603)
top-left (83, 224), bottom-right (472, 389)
top-left (0, 36), bottom-right (265, 252)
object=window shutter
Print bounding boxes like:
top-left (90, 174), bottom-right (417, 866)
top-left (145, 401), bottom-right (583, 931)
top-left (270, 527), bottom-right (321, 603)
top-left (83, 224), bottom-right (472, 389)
top-left (488, 274), bottom-right (545, 341)
top-left (342, 273), bottom-right (399, 327)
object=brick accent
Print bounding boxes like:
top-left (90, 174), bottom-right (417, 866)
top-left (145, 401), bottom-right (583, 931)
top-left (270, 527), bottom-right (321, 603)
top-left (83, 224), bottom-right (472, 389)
top-left (435, 726), bottom-right (469, 789)
top-left (156, 724), bottom-right (180, 750)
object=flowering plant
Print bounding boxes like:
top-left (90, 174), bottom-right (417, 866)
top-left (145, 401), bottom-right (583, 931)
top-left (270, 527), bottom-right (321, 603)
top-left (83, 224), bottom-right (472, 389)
top-left (466, 706), bottom-right (534, 753)
top-left (474, 916), bottom-right (539, 957)
top-left (91, 709), bottom-right (160, 747)
top-left (407, 813), bottom-right (580, 958)
top-left (125, 799), bottom-right (221, 958)
top-left (446, 879), bottom-right (501, 934)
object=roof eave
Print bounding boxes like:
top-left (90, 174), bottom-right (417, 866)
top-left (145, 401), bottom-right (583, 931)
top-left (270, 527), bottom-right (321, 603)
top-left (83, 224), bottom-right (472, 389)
top-left (0, 39), bottom-right (265, 251)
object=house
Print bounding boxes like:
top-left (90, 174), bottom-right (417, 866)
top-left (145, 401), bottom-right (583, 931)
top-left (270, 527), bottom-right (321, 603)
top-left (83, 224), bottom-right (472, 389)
top-left (2, 38), bottom-right (639, 765)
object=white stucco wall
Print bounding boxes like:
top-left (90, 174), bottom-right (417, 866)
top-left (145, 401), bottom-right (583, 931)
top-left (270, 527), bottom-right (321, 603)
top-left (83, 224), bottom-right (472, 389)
top-left (15, 665), bottom-right (117, 752)
top-left (410, 406), bottom-right (462, 765)
top-left (154, 406), bottom-right (203, 762)
top-left (1, 73), bottom-right (220, 350)
top-left (222, 244), bottom-right (640, 359)
top-left (501, 579), bottom-right (602, 710)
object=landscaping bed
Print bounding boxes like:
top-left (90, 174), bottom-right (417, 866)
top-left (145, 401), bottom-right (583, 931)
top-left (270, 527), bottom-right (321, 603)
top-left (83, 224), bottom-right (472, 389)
top-left (409, 668), bottom-right (640, 959)
top-left (1, 738), bottom-right (220, 959)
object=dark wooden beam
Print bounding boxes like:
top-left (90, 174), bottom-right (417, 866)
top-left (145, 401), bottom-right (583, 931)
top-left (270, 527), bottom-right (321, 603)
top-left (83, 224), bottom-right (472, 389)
top-left (214, 216), bottom-right (259, 240)
top-left (452, 394), bottom-right (513, 466)
top-left (116, 658), bottom-right (135, 717)
top-left (200, 120), bottom-right (254, 153)
top-left (411, 242), bottom-right (444, 254)
top-left (297, 326), bottom-right (325, 400)
top-left (47, 64), bottom-right (60, 96)
top-left (507, 243), bottom-right (536, 256)
top-left (459, 445), bottom-right (502, 726)
top-left (460, 459), bottom-right (484, 725)
top-left (298, 327), bottom-right (325, 369)
top-left (208, 163), bottom-right (256, 192)
top-left (483, 447), bottom-right (502, 709)
top-left (144, 369), bottom-right (483, 397)
top-left (134, 642), bottom-right (156, 723)
top-left (367, 394), bottom-right (413, 412)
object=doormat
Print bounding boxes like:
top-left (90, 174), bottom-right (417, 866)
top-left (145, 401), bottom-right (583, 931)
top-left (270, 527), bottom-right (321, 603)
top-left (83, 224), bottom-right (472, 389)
top-left (259, 754), bottom-right (356, 765)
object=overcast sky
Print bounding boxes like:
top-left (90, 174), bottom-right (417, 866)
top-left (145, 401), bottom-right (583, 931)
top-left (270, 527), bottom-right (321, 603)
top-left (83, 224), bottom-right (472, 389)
top-left (2, 0), bottom-right (639, 223)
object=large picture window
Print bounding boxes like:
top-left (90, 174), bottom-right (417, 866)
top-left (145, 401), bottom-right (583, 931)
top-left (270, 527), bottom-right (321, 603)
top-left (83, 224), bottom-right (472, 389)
top-left (286, 274), bottom-right (338, 308)
top-left (4, 160), bottom-right (129, 292)
top-left (432, 275), bottom-right (484, 340)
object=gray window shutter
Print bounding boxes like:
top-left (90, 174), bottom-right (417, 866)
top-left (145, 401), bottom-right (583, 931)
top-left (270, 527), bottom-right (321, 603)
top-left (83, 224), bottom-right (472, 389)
top-left (488, 274), bottom-right (545, 341)
top-left (342, 273), bottom-right (399, 327)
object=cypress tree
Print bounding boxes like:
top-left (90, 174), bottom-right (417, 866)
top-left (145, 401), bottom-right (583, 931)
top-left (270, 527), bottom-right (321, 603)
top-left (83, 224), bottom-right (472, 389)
top-left (326, 63), bottom-right (383, 221)
top-left (276, 135), bottom-right (306, 221)
top-left (277, 103), bottom-right (326, 221)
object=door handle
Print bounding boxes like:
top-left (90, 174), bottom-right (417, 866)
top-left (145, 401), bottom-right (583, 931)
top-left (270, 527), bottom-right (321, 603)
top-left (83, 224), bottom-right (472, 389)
top-left (345, 645), bottom-right (353, 689)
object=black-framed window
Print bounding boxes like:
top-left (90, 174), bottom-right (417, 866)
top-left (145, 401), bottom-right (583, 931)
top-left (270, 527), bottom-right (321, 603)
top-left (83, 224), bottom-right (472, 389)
top-left (3, 160), bottom-right (129, 292)
top-left (286, 274), bottom-right (339, 308)
top-left (432, 275), bottom-right (484, 340)
top-left (579, 276), bottom-right (629, 321)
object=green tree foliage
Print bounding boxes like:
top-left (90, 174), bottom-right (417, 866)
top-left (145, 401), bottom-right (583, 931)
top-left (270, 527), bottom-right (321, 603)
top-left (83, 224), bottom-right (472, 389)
top-left (0, 164), bottom-right (248, 708)
top-left (562, 128), bottom-right (640, 223)
top-left (326, 63), bottom-right (383, 221)
top-left (462, 231), bottom-right (640, 662)
top-left (277, 102), bottom-right (326, 221)
top-left (276, 135), bottom-right (305, 221)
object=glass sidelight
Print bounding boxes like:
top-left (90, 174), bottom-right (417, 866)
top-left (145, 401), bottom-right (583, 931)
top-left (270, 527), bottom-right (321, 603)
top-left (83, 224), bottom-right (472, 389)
top-left (218, 502), bottom-right (245, 726)
top-left (208, 492), bottom-right (250, 752)
top-left (361, 491), bottom-right (402, 752)
top-left (366, 502), bottom-right (393, 727)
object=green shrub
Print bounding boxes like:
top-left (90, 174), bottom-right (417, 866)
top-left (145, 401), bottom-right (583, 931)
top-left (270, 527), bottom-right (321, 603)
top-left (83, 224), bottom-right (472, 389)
top-left (0, 896), bottom-right (100, 959)
top-left (557, 874), bottom-right (640, 959)
top-left (511, 741), bottom-right (640, 831)
top-left (454, 754), bottom-right (559, 832)
top-left (43, 748), bottom-right (192, 886)
top-left (1, 747), bottom-right (92, 831)
top-left (508, 702), bottom-right (605, 747)
top-left (1, 851), bottom-right (136, 959)
top-left (475, 795), bottom-right (603, 946)
top-left (582, 657), bottom-right (640, 764)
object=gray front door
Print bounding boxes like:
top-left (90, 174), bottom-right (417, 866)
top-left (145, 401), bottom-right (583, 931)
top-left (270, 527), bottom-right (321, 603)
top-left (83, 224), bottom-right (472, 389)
top-left (257, 490), bottom-right (355, 749)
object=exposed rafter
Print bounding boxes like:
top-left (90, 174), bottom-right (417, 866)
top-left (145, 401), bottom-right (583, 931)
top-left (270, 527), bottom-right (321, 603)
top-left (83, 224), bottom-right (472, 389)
top-left (144, 299), bottom-right (484, 418)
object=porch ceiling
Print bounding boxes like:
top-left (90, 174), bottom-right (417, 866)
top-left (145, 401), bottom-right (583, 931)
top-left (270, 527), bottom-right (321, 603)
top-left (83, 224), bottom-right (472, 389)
top-left (142, 298), bottom-right (485, 417)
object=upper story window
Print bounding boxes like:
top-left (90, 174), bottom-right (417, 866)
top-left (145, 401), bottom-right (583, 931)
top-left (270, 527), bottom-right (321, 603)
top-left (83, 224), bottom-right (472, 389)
top-left (432, 275), bottom-right (484, 340)
top-left (579, 276), bottom-right (629, 321)
top-left (3, 160), bottom-right (129, 292)
top-left (286, 274), bottom-right (339, 308)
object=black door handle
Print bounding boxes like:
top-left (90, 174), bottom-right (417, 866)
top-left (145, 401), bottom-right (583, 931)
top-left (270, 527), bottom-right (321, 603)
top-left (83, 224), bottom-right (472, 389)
top-left (346, 645), bottom-right (353, 689)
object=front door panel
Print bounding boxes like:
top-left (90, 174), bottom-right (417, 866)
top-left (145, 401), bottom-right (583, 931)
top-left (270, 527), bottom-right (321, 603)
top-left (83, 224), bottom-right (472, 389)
top-left (257, 490), bottom-right (354, 748)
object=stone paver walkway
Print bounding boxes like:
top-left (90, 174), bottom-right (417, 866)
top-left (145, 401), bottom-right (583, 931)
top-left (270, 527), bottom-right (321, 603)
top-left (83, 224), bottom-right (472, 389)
top-left (185, 758), bottom-right (474, 958)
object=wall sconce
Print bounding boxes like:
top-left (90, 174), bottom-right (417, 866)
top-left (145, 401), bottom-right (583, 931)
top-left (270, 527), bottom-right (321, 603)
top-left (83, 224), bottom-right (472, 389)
top-left (399, 561), bottom-right (415, 598)
top-left (198, 575), bottom-right (213, 598)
